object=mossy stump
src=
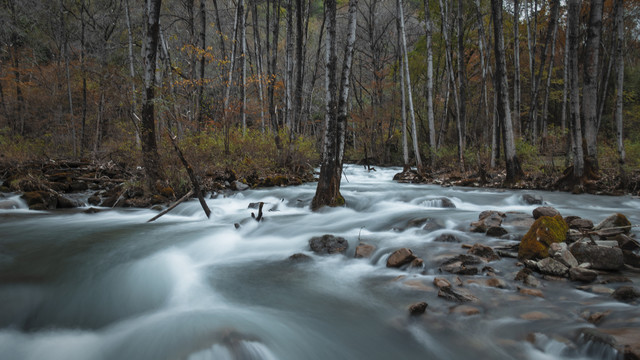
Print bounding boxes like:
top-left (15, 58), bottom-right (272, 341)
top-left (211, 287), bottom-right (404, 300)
top-left (518, 214), bottom-right (569, 260)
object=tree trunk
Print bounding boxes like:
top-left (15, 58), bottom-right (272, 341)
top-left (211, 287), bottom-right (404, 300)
top-left (582, 0), bottom-right (603, 174)
top-left (568, 0), bottom-right (584, 180)
top-left (240, 0), bottom-right (247, 135)
top-left (197, 0), bottom-right (206, 129)
top-left (424, 0), bottom-right (436, 169)
top-left (541, 5), bottom-right (560, 140)
top-left (285, 0), bottom-right (294, 130)
top-left (268, 0), bottom-right (281, 131)
top-left (399, 21), bottom-right (409, 166)
top-left (80, 0), bottom-right (87, 156)
top-left (398, 0), bottom-right (422, 169)
top-left (294, 0), bottom-right (305, 133)
top-left (513, 0), bottom-right (521, 136)
top-left (491, 0), bottom-right (524, 183)
top-left (456, 0), bottom-right (466, 167)
top-left (561, 18), bottom-right (569, 132)
top-left (141, 0), bottom-right (163, 186)
top-left (311, 0), bottom-right (358, 210)
top-left (124, 0), bottom-right (141, 146)
top-left (614, 0), bottom-right (625, 166)
top-left (251, 1), bottom-right (266, 132)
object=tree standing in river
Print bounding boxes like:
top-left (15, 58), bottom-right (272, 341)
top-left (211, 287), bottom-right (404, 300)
top-left (311, 0), bottom-right (358, 210)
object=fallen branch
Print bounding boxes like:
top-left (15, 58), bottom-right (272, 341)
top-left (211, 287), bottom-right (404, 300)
top-left (166, 129), bottom-right (211, 218)
top-left (76, 177), bottom-right (127, 183)
top-left (147, 189), bottom-right (194, 222)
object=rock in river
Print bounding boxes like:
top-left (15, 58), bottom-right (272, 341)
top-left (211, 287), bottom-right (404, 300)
top-left (309, 234), bottom-right (349, 255)
top-left (518, 214), bottom-right (568, 260)
top-left (387, 248), bottom-right (417, 268)
top-left (569, 241), bottom-right (624, 271)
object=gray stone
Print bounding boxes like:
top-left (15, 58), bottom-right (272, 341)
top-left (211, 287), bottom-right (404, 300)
top-left (467, 243), bottom-right (500, 261)
top-left (309, 235), bottom-right (349, 255)
top-left (470, 211), bottom-right (504, 233)
top-left (569, 242), bottom-right (625, 271)
top-left (502, 212), bottom-right (535, 228)
top-left (434, 233), bottom-right (462, 243)
top-left (533, 206), bottom-right (560, 219)
top-left (232, 181), bottom-right (249, 191)
top-left (568, 218), bottom-right (594, 230)
top-left (521, 194), bottom-right (543, 205)
top-left (623, 250), bottom-right (640, 268)
top-left (569, 267), bottom-right (598, 282)
top-left (594, 213), bottom-right (632, 235)
top-left (438, 286), bottom-right (479, 302)
top-left (549, 242), bottom-right (579, 268)
top-left (486, 226), bottom-right (508, 237)
top-left (611, 286), bottom-right (640, 302)
top-left (537, 257), bottom-right (569, 277)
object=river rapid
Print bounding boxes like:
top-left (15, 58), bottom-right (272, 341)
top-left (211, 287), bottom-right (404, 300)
top-left (1, 165), bottom-right (639, 360)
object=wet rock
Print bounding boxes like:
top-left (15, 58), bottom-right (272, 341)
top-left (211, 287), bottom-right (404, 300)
top-left (88, 194), bottom-right (101, 206)
top-left (433, 197), bottom-right (456, 208)
top-left (433, 277), bottom-right (452, 289)
top-left (569, 242), bottom-right (624, 271)
top-left (355, 242), bottom-right (376, 259)
top-left (470, 211), bottom-right (504, 233)
top-left (438, 286), bottom-right (479, 302)
top-left (579, 328), bottom-right (618, 350)
top-left (386, 248), bottom-right (417, 268)
top-left (549, 242), bottom-right (579, 268)
top-left (422, 218), bottom-right (445, 231)
top-left (486, 226), bottom-right (508, 237)
top-left (232, 180), bottom-right (249, 191)
top-left (536, 257), bottom-right (569, 277)
top-left (580, 310), bottom-right (610, 324)
top-left (623, 250), bottom-right (640, 268)
top-left (518, 287), bottom-right (544, 298)
top-left (611, 286), bottom-right (640, 303)
top-left (21, 191), bottom-right (57, 210)
top-left (56, 194), bottom-right (81, 208)
top-left (393, 169), bottom-right (426, 183)
top-left (408, 302), bottom-right (428, 316)
top-left (532, 206), bottom-right (560, 220)
top-left (83, 207), bottom-right (103, 214)
top-left (485, 277), bottom-right (507, 289)
top-left (520, 311), bottom-right (550, 320)
top-left (69, 181), bottom-right (88, 192)
top-left (518, 214), bottom-right (569, 260)
top-left (409, 257), bottom-right (424, 268)
top-left (521, 194), bottom-right (543, 205)
top-left (594, 213), bottom-right (632, 235)
top-left (450, 305), bottom-right (481, 316)
top-left (515, 268), bottom-right (541, 288)
top-left (467, 243), bottom-right (500, 262)
top-left (569, 267), bottom-right (598, 283)
top-left (598, 327), bottom-right (640, 359)
top-left (288, 253), bottom-right (312, 262)
top-left (567, 218), bottom-right (594, 230)
top-left (309, 234), bottom-right (349, 255)
top-left (614, 234), bottom-right (640, 252)
top-left (440, 254), bottom-right (482, 275)
top-left (502, 212), bottom-right (535, 229)
top-left (0, 199), bottom-right (20, 209)
top-left (434, 233), bottom-right (462, 243)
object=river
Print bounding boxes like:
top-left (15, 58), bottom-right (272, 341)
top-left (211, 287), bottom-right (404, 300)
top-left (1, 165), bottom-right (639, 360)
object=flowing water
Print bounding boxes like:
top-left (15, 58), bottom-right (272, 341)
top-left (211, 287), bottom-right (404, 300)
top-left (1, 165), bottom-right (639, 360)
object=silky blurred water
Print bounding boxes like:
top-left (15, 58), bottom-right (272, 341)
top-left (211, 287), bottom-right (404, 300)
top-left (1, 165), bottom-right (638, 360)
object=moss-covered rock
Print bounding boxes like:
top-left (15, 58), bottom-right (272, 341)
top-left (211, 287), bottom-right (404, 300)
top-left (518, 214), bottom-right (569, 260)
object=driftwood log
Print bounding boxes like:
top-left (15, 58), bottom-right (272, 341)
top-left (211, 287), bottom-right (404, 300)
top-left (147, 189), bottom-right (195, 222)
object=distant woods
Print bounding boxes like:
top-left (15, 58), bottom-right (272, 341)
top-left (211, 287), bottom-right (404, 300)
top-left (1, 0), bottom-right (640, 185)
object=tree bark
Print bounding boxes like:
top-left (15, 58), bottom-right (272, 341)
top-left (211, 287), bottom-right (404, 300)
top-left (240, 0), bottom-right (247, 135)
top-left (252, 1), bottom-right (266, 132)
top-left (614, 0), bottom-right (625, 165)
top-left (124, 0), bottom-right (141, 146)
top-left (197, 0), bottom-right (206, 129)
top-left (491, 0), bottom-right (524, 183)
top-left (582, 0), bottom-right (603, 173)
top-left (513, 0), bottom-right (521, 136)
top-left (456, 0), bottom-right (466, 166)
top-left (399, 20), bottom-right (409, 166)
top-left (311, 0), bottom-right (358, 210)
top-left (141, 0), bottom-right (163, 186)
top-left (568, 0), bottom-right (584, 180)
top-left (294, 0), bottom-right (305, 133)
top-left (424, 0), bottom-right (436, 169)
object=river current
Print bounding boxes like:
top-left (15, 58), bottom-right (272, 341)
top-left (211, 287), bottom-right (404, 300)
top-left (1, 165), bottom-right (639, 360)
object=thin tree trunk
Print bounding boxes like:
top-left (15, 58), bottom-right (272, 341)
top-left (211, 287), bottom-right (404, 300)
top-left (513, 0), bottom-right (521, 136)
top-left (456, 0), bottom-right (466, 166)
top-left (141, 0), bottom-right (163, 186)
top-left (614, 0), bottom-right (625, 166)
top-left (212, 0), bottom-right (227, 56)
top-left (80, 0), bottom-right (87, 156)
top-left (93, 92), bottom-right (104, 155)
top-left (124, 0), bottom-right (141, 146)
top-left (582, 0), bottom-right (603, 173)
top-left (294, 0), bottom-right (304, 133)
top-left (568, 0), bottom-right (584, 180)
top-left (268, 0), bottom-right (281, 131)
top-left (197, 0), bottom-right (206, 128)
top-left (240, 0), bottom-right (247, 135)
top-left (285, 0), bottom-right (294, 130)
top-left (561, 21), bottom-right (569, 132)
top-left (492, 0), bottom-right (523, 183)
top-left (424, 0), bottom-right (436, 169)
top-left (474, 0), bottom-right (491, 146)
top-left (541, 6), bottom-right (559, 140)
top-left (399, 21), bottom-right (409, 166)
top-left (398, 0), bottom-right (422, 169)
top-left (251, 1), bottom-right (266, 132)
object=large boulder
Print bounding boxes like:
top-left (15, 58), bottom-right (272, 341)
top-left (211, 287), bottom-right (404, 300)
top-left (569, 241), bottom-right (624, 271)
top-left (594, 213), bottom-right (632, 236)
top-left (309, 234), bottom-right (349, 255)
top-left (386, 248), bottom-right (417, 268)
top-left (518, 214), bottom-right (569, 260)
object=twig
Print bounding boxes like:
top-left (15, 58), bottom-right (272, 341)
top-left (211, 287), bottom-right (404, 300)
top-left (147, 189), bottom-right (194, 223)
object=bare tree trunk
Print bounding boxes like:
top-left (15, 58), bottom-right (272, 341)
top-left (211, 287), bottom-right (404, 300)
top-left (197, 0), bottom-right (206, 129)
top-left (311, 0), bottom-right (358, 210)
top-left (80, 0), bottom-right (87, 156)
top-left (456, 0), bottom-right (466, 164)
top-left (614, 0), bottom-right (625, 166)
top-left (513, 0), bottom-right (521, 136)
top-left (212, 0), bottom-right (227, 56)
top-left (582, 0), bottom-right (603, 173)
top-left (285, 0), bottom-right (294, 130)
top-left (61, 0), bottom-right (77, 159)
top-left (561, 20), bottom-right (569, 132)
top-left (492, 0), bottom-right (524, 183)
top-left (141, 0), bottom-right (163, 186)
top-left (398, 0), bottom-right (422, 169)
top-left (240, 0), bottom-right (247, 135)
top-left (474, 0), bottom-right (491, 146)
top-left (93, 92), bottom-right (105, 155)
top-left (268, 0), bottom-right (281, 131)
top-left (541, 6), bottom-right (560, 140)
top-left (251, 1), bottom-right (266, 132)
top-left (293, 0), bottom-right (305, 133)
top-left (398, 21), bottom-right (409, 166)
top-left (424, 0), bottom-right (436, 169)
top-left (125, 0), bottom-right (141, 146)
top-left (568, 0), bottom-right (584, 180)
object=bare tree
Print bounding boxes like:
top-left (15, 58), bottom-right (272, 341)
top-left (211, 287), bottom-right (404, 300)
top-left (582, 0), bottom-right (603, 173)
top-left (311, 0), bottom-right (358, 210)
top-left (614, 0), bottom-right (625, 166)
top-left (424, 0), bottom-right (436, 169)
top-left (567, 0), bottom-right (584, 179)
top-left (491, 0), bottom-right (524, 183)
top-left (141, 0), bottom-right (163, 186)
top-left (513, 0), bottom-right (521, 135)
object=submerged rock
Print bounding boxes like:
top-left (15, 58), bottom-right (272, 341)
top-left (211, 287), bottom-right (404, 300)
top-left (309, 234), bottom-right (349, 255)
top-left (355, 242), bottom-right (376, 259)
top-left (518, 214), bottom-right (569, 260)
top-left (440, 254), bottom-right (482, 275)
top-left (434, 233), bottom-right (462, 243)
top-left (438, 286), bottom-right (479, 303)
top-left (521, 194), bottom-right (543, 205)
top-left (611, 286), bottom-right (640, 303)
top-left (467, 243), bottom-right (500, 262)
top-left (569, 241), bottom-right (624, 271)
top-left (408, 302), bottom-right (428, 316)
top-left (288, 253), bottom-right (313, 262)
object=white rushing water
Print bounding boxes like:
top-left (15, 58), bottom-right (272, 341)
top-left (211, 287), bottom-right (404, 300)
top-left (0, 165), bottom-right (638, 360)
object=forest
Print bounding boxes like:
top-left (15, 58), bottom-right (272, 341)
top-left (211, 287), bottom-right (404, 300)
top-left (1, 0), bottom-right (640, 200)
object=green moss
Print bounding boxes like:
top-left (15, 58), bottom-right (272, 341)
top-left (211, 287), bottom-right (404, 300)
top-left (518, 214), bottom-right (569, 260)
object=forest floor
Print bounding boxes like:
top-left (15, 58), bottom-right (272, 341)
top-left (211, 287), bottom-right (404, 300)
top-left (1, 158), bottom-right (639, 211)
